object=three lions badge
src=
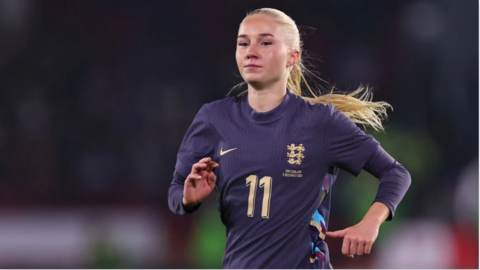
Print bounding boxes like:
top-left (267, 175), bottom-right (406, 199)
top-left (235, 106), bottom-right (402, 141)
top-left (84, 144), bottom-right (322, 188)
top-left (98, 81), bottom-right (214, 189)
top-left (287, 143), bottom-right (305, 165)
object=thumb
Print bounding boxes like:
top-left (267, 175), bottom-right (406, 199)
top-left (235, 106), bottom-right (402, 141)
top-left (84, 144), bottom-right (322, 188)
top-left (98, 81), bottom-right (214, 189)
top-left (327, 228), bottom-right (348, 238)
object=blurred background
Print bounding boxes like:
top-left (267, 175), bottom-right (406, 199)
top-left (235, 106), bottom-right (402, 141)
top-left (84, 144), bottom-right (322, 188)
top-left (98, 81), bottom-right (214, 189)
top-left (0, 0), bottom-right (477, 268)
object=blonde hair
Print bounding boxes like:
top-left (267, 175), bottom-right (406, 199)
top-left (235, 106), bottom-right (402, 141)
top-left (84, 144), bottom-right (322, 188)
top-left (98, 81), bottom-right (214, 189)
top-left (234, 8), bottom-right (392, 131)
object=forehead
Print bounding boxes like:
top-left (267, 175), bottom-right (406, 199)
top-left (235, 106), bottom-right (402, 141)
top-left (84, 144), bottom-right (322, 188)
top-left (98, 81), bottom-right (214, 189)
top-left (238, 14), bottom-right (281, 37)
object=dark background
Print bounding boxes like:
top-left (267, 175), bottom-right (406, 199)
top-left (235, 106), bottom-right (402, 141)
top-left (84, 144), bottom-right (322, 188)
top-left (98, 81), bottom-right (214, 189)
top-left (0, 0), bottom-right (477, 268)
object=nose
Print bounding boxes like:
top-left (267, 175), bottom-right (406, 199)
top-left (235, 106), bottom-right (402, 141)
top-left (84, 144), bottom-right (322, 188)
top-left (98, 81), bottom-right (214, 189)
top-left (246, 43), bottom-right (259, 59)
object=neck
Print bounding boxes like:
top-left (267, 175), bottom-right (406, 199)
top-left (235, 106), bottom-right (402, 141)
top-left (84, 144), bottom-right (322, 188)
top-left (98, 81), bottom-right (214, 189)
top-left (247, 81), bottom-right (287, 113)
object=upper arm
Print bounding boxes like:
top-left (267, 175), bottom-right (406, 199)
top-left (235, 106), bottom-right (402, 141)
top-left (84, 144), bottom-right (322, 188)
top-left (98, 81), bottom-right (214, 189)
top-left (174, 105), bottom-right (216, 181)
top-left (321, 105), bottom-right (380, 176)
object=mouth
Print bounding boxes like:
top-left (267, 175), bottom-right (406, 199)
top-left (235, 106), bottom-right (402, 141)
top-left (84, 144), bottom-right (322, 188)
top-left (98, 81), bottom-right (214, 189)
top-left (245, 64), bottom-right (261, 69)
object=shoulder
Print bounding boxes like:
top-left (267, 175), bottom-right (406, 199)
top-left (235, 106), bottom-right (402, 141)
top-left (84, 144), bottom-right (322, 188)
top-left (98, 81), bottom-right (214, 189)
top-left (293, 98), bottom-right (357, 134)
top-left (293, 97), bottom-right (337, 123)
top-left (201, 95), bottom-right (241, 113)
top-left (194, 95), bottom-right (241, 126)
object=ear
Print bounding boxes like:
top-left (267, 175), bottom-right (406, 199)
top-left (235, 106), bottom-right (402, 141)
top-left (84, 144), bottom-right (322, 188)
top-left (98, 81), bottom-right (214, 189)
top-left (287, 49), bottom-right (300, 67)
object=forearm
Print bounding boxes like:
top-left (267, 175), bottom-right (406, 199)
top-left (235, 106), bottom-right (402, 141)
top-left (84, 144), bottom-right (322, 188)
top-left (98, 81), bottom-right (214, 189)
top-left (372, 163), bottom-right (410, 220)
top-left (361, 202), bottom-right (390, 226)
top-left (364, 146), bottom-right (411, 220)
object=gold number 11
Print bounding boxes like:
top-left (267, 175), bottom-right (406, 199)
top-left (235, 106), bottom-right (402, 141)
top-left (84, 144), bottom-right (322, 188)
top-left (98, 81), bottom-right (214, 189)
top-left (246, 175), bottom-right (272, 219)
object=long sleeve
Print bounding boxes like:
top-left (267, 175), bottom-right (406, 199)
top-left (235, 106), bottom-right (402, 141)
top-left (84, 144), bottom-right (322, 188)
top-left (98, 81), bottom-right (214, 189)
top-left (168, 171), bottom-right (202, 215)
top-left (322, 105), bottom-right (380, 176)
top-left (321, 105), bottom-right (410, 220)
top-left (168, 104), bottom-right (216, 215)
top-left (363, 146), bottom-right (411, 220)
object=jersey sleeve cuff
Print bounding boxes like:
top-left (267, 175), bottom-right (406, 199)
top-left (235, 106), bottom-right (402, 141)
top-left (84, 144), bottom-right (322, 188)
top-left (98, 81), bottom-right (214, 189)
top-left (372, 199), bottom-right (394, 221)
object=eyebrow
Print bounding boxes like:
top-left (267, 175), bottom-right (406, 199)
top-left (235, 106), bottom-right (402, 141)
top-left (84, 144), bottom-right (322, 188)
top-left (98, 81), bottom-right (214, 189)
top-left (237, 33), bottom-right (275, 39)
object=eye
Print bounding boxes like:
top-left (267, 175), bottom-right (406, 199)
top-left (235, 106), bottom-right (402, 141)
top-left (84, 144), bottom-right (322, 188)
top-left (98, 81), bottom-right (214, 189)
top-left (238, 42), bottom-right (249, 47)
top-left (262, 42), bottom-right (272, 46)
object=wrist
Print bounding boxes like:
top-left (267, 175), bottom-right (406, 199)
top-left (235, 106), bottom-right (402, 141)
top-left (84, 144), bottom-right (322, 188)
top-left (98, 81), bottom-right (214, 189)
top-left (361, 202), bottom-right (390, 226)
top-left (182, 196), bottom-right (199, 207)
top-left (361, 214), bottom-right (383, 227)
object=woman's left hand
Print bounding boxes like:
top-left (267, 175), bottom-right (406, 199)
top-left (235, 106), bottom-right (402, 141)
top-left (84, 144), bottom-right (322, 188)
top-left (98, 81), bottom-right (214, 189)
top-left (326, 219), bottom-right (380, 258)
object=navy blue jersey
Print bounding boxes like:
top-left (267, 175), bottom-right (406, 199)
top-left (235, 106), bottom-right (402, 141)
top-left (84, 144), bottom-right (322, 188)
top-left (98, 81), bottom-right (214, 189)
top-left (169, 90), bottom-right (381, 268)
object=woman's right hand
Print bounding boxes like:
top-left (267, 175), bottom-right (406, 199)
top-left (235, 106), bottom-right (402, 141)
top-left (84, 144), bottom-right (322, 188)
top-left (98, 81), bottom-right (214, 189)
top-left (182, 157), bottom-right (219, 207)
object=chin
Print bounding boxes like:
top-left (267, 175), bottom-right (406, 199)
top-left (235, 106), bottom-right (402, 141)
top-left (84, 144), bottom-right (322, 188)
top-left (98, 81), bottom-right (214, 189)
top-left (244, 75), bottom-right (282, 89)
top-left (245, 80), bottom-right (265, 89)
top-left (244, 74), bottom-right (265, 85)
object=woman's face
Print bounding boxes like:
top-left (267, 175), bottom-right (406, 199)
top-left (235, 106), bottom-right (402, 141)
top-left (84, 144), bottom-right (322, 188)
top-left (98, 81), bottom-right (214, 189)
top-left (236, 14), bottom-right (295, 89)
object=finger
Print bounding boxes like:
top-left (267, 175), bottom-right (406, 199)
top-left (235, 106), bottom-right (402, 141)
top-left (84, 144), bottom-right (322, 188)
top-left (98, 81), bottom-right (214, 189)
top-left (208, 173), bottom-right (216, 183)
top-left (205, 161), bottom-right (220, 171)
top-left (349, 238), bottom-right (357, 257)
top-left (327, 229), bottom-right (347, 238)
top-left (185, 175), bottom-right (200, 188)
top-left (207, 173), bottom-right (217, 187)
top-left (356, 242), bottom-right (365, 256)
top-left (343, 254), bottom-right (354, 259)
top-left (199, 157), bottom-right (212, 164)
top-left (207, 160), bottom-right (219, 166)
top-left (192, 162), bottom-right (208, 172)
top-left (187, 173), bottom-right (202, 181)
top-left (341, 237), bottom-right (351, 256)
top-left (364, 240), bottom-right (373, 254)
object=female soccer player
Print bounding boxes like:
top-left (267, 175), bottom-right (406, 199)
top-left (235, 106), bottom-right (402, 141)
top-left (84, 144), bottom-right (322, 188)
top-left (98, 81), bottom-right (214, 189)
top-left (168, 8), bottom-right (411, 269)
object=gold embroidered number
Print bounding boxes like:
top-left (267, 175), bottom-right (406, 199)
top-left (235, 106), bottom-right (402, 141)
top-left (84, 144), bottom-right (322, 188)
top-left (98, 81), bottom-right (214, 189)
top-left (246, 175), bottom-right (257, 217)
top-left (246, 175), bottom-right (273, 219)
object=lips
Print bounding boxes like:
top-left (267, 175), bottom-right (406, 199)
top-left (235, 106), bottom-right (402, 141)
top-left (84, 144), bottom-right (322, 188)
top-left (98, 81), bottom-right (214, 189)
top-left (245, 64), bottom-right (261, 67)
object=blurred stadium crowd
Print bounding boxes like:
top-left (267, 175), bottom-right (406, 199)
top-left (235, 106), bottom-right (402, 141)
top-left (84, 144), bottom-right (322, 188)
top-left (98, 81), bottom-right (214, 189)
top-left (0, 0), bottom-right (477, 268)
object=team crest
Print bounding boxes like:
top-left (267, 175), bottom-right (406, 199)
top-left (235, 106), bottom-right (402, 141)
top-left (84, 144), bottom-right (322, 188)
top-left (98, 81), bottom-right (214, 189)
top-left (287, 143), bottom-right (305, 165)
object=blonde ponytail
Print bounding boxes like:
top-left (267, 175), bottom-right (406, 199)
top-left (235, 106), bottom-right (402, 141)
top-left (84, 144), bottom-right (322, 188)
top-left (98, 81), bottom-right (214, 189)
top-left (288, 59), bottom-right (392, 132)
